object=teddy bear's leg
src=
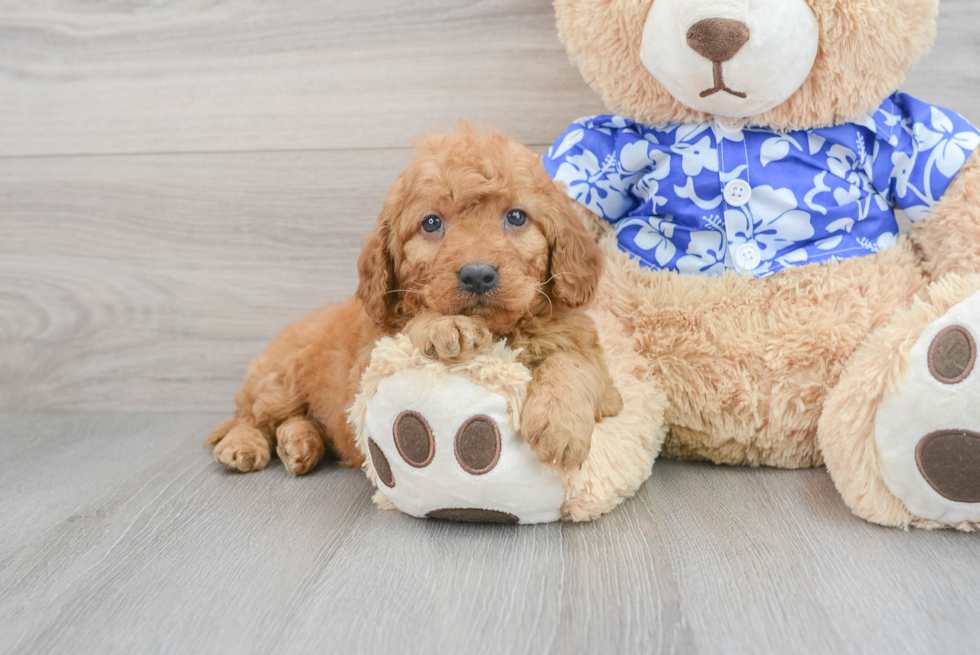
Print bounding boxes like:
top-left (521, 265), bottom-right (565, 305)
top-left (819, 274), bottom-right (980, 530)
top-left (361, 366), bottom-right (566, 525)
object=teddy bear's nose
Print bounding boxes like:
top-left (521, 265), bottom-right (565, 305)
top-left (686, 18), bottom-right (751, 63)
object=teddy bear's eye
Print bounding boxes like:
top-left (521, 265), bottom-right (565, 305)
top-left (422, 215), bottom-right (443, 233)
top-left (506, 209), bottom-right (528, 227)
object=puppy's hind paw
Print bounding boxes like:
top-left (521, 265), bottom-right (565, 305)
top-left (276, 417), bottom-right (325, 476)
top-left (212, 423), bottom-right (272, 473)
top-left (205, 417), bottom-right (236, 447)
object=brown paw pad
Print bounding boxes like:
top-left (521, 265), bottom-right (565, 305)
top-left (394, 411), bottom-right (435, 468)
top-left (928, 325), bottom-right (976, 384)
top-left (426, 508), bottom-right (519, 524)
top-left (454, 416), bottom-right (501, 475)
top-left (916, 430), bottom-right (980, 503)
top-left (369, 438), bottom-right (395, 488)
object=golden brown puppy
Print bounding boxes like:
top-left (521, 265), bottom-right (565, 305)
top-left (206, 125), bottom-right (623, 476)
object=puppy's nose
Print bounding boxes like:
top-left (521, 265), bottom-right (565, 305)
top-left (686, 18), bottom-right (750, 63)
top-left (458, 262), bottom-right (499, 296)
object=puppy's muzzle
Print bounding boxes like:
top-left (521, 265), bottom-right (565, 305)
top-left (458, 262), bottom-right (499, 296)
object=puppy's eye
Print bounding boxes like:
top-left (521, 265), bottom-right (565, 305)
top-left (422, 215), bottom-right (443, 233)
top-left (506, 209), bottom-right (528, 227)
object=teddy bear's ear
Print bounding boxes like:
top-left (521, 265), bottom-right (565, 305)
top-left (549, 193), bottom-right (604, 309)
top-left (554, 0), bottom-right (690, 125)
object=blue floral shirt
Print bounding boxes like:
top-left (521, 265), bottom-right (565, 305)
top-left (544, 92), bottom-right (980, 277)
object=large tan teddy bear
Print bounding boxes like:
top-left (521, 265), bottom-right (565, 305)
top-left (348, 0), bottom-right (980, 529)
top-left (539, 0), bottom-right (980, 530)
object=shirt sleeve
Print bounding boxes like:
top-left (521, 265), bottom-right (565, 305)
top-left (870, 92), bottom-right (980, 222)
top-left (543, 116), bottom-right (646, 222)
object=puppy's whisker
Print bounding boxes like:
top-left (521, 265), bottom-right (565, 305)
top-left (542, 272), bottom-right (582, 285)
top-left (385, 288), bottom-right (424, 296)
top-left (536, 288), bottom-right (554, 319)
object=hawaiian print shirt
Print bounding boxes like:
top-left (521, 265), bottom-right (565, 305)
top-left (544, 92), bottom-right (980, 278)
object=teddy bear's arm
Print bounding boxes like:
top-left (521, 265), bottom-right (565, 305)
top-left (911, 149), bottom-right (980, 280)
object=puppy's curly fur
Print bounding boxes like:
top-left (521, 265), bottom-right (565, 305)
top-left (206, 125), bottom-right (622, 475)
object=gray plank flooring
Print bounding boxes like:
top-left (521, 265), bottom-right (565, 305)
top-left (2, 0), bottom-right (979, 653)
top-left (2, 413), bottom-right (979, 655)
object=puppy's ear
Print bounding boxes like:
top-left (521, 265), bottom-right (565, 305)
top-left (356, 221), bottom-right (397, 328)
top-left (550, 194), bottom-right (604, 309)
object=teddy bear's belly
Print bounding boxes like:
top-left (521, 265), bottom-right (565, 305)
top-left (597, 235), bottom-right (929, 468)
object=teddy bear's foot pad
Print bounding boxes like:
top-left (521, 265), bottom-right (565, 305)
top-left (876, 291), bottom-right (980, 523)
top-left (915, 430), bottom-right (980, 503)
top-left (363, 368), bottom-right (566, 525)
top-left (426, 508), bottom-right (519, 524)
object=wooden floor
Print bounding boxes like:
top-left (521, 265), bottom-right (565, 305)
top-left (2, 1), bottom-right (979, 653)
top-left (3, 413), bottom-right (980, 655)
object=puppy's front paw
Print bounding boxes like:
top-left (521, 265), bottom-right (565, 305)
top-left (408, 315), bottom-right (492, 364)
top-left (520, 386), bottom-right (594, 470)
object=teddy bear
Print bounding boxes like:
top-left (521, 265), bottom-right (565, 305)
top-left (353, 0), bottom-right (980, 529)
top-left (535, 0), bottom-right (980, 530)
top-left (350, 313), bottom-right (667, 524)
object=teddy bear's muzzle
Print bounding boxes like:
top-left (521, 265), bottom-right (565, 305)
top-left (686, 18), bottom-right (750, 64)
top-left (638, 0), bottom-right (820, 118)
top-left (686, 18), bottom-right (750, 100)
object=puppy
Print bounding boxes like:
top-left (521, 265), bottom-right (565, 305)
top-left (206, 125), bottom-right (623, 476)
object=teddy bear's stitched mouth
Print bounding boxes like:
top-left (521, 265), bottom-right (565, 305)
top-left (699, 61), bottom-right (747, 99)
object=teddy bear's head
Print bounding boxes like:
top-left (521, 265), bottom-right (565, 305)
top-left (555, 0), bottom-right (938, 130)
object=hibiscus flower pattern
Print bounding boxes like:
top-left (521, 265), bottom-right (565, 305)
top-left (676, 224), bottom-right (728, 277)
top-left (724, 186), bottom-right (814, 272)
top-left (544, 92), bottom-right (979, 278)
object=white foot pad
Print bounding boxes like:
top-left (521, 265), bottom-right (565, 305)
top-left (876, 290), bottom-right (980, 523)
top-left (363, 368), bottom-right (565, 525)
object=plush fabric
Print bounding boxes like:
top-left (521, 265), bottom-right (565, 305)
top-left (543, 0), bottom-right (980, 530)
top-left (350, 311), bottom-right (669, 523)
top-left (639, 0), bottom-right (820, 118)
top-left (554, 0), bottom-right (939, 131)
top-left (873, 287), bottom-right (980, 525)
top-left (362, 362), bottom-right (566, 524)
top-left (819, 274), bottom-right (980, 531)
top-left (347, 0), bottom-right (980, 528)
top-left (594, 231), bottom-right (927, 469)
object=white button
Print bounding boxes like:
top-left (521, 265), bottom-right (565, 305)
top-left (724, 180), bottom-right (752, 207)
top-left (734, 243), bottom-right (762, 272)
top-left (714, 116), bottom-right (747, 134)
